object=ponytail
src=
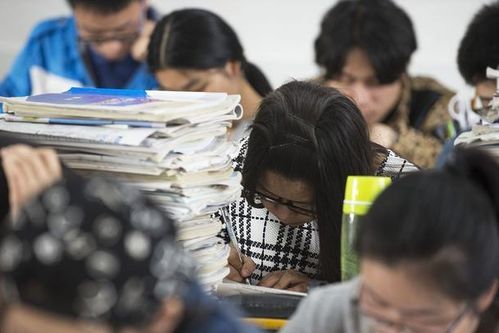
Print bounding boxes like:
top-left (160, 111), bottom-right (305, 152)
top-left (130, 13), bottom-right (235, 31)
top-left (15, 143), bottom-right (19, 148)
top-left (241, 61), bottom-right (273, 97)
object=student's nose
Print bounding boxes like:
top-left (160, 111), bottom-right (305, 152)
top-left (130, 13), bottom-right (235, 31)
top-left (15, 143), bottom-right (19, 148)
top-left (95, 40), bottom-right (128, 61)
top-left (271, 204), bottom-right (294, 222)
top-left (350, 83), bottom-right (372, 110)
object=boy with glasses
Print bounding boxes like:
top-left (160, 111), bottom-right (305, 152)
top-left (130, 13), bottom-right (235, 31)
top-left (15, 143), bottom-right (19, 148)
top-left (0, 0), bottom-right (157, 97)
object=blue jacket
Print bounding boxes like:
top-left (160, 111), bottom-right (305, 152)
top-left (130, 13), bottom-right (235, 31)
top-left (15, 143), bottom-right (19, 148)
top-left (0, 16), bottom-right (157, 97)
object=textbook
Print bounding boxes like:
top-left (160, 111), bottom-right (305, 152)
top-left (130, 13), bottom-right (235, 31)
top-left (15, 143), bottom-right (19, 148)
top-left (0, 87), bottom-right (242, 124)
top-left (0, 87), bottom-right (244, 291)
top-left (216, 280), bottom-right (305, 323)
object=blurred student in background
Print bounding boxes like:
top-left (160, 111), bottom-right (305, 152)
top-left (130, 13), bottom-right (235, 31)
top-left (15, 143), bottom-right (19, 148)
top-left (0, 140), bottom-right (259, 333)
top-left (0, 0), bottom-right (157, 97)
top-left (282, 147), bottom-right (499, 333)
top-left (224, 81), bottom-right (417, 292)
top-left (448, 1), bottom-right (499, 133)
top-left (314, 0), bottom-right (454, 168)
top-left (147, 9), bottom-right (272, 140)
top-left (437, 1), bottom-right (499, 167)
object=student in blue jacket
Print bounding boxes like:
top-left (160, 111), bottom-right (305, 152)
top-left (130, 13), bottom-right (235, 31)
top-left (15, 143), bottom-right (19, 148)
top-left (0, 0), bottom-right (158, 97)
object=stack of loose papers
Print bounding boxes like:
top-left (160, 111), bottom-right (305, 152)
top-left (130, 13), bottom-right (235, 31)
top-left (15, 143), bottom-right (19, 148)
top-left (454, 82), bottom-right (499, 159)
top-left (0, 87), bottom-right (243, 290)
top-left (455, 67), bottom-right (499, 158)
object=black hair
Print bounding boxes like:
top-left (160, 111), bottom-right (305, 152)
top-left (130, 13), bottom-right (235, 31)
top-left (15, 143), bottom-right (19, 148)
top-left (314, 0), bottom-right (417, 84)
top-left (242, 81), bottom-right (377, 282)
top-left (356, 147), bottom-right (499, 302)
top-left (458, 1), bottom-right (499, 85)
top-left (147, 8), bottom-right (272, 97)
top-left (66, 0), bottom-right (138, 14)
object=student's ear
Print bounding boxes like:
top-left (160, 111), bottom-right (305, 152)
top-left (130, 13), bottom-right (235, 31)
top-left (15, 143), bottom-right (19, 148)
top-left (223, 61), bottom-right (242, 79)
top-left (476, 280), bottom-right (498, 313)
top-left (146, 297), bottom-right (185, 333)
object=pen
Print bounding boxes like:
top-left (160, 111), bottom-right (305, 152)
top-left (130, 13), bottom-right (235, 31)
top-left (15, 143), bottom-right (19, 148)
top-left (221, 208), bottom-right (252, 285)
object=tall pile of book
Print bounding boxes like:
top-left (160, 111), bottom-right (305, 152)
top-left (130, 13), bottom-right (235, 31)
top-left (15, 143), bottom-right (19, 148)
top-left (454, 67), bottom-right (499, 158)
top-left (0, 87), bottom-right (243, 291)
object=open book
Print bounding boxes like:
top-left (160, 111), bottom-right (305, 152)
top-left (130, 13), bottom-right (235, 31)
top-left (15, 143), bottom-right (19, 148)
top-left (215, 279), bottom-right (307, 297)
top-left (216, 280), bottom-right (305, 321)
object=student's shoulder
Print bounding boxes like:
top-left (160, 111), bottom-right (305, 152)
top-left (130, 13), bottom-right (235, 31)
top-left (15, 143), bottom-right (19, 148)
top-left (410, 75), bottom-right (455, 100)
top-left (282, 279), bottom-right (360, 333)
top-left (29, 16), bottom-right (75, 41)
top-left (375, 148), bottom-right (419, 178)
top-left (308, 278), bottom-right (359, 302)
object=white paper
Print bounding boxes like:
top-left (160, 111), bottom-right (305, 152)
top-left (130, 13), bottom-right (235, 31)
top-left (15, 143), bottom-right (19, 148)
top-left (0, 121), bottom-right (155, 146)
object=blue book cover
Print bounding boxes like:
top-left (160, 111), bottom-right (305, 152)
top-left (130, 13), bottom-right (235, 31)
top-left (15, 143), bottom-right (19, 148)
top-left (26, 87), bottom-right (154, 107)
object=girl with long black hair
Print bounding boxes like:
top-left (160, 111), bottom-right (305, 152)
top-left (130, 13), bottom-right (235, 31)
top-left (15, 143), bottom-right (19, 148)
top-left (225, 81), bottom-right (417, 291)
top-left (148, 9), bottom-right (272, 140)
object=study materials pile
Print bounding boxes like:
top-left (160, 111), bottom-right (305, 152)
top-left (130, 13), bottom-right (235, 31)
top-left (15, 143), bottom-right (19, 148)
top-left (454, 67), bottom-right (499, 159)
top-left (0, 87), bottom-right (243, 291)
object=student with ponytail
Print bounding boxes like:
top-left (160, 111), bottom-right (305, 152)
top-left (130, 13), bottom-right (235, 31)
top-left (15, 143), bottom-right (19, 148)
top-left (282, 147), bottom-right (499, 333)
top-left (224, 81), bottom-right (417, 291)
top-left (147, 9), bottom-right (272, 140)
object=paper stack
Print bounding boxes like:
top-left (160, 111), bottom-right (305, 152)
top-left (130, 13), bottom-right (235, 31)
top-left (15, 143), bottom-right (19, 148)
top-left (0, 87), bottom-right (242, 290)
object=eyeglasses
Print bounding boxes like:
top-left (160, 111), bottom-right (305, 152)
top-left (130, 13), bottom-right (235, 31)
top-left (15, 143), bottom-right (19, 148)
top-left (244, 188), bottom-right (316, 217)
top-left (78, 31), bottom-right (142, 47)
top-left (355, 287), bottom-right (473, 333)
top-left (77, 4), bottom-right (146, 48)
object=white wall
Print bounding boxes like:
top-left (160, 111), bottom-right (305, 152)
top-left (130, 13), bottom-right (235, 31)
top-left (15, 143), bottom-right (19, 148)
top-left (0, 0), bottom-right (490, 92)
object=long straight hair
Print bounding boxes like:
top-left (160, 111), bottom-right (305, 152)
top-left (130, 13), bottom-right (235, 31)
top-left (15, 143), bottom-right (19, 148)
top-left (242, 81), bottom-right (375, 282)
top-left (148, 8), bottom-right (272, 97)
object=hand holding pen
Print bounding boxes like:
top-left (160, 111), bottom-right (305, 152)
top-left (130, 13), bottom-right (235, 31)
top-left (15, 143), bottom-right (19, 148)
top-left (221, 208), bottom-right (255, 285)
top-left (227, 245), bottom-right (256, 285)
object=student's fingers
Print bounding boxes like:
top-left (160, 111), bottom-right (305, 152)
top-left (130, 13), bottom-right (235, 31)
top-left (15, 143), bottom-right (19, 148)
top-left (19, 147), bottom-right (56, 190)
top-left (258, 271), bottom-right (284, 288)
top-left (226, 264), bottom-right (244, 283)
top-left (37, 148), bottom-right (62, 184)
top-left (2, 146), bottom-right (32, 213)
top-left (287, 284), bottom-right (309, 293)
top-left (3, 145), bottom-right (40, 197)
top-left (7, 146), bottom-right (58, 206)
top-left (273, 270), bottom-right (310, 290)
top-left (228, 245), bottom-right (243, 271)
top-left (1, 146), bottom-right (62, 215)
top-left (241, 256), bottom-right (256, 278)
top-left (1, 149), bottom-right (22, 214)
top-left (131, 20), bottom-right (156, 61)
top-left (273, 273), bottom-right (295, 290)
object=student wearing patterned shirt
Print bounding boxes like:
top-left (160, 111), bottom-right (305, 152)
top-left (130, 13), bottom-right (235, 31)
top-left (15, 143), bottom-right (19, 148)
top-left (223, 81), bottom-right (418, 292)
top-left (0, 140), bottom-right (259, 333)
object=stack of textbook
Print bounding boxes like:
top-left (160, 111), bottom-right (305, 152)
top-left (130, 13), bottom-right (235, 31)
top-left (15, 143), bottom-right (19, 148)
top-left (0, 87), bottom-right (243, 290)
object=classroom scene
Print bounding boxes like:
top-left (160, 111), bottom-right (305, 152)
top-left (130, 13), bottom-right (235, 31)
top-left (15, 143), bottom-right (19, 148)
top-left (0, 0), bottom-right (498, 332)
